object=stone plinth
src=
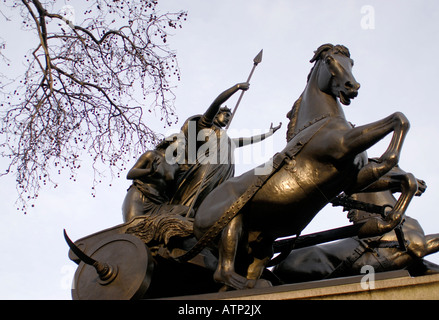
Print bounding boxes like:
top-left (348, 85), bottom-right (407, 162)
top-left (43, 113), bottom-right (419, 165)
top-left (165, 270), bottom-right (439, 300)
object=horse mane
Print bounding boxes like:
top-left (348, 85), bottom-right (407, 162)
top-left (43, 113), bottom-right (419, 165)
top-left (309, 43), bottom-right (350, 63)
top-left (286, 44), bottom-right (351, 142)
top-left (286, 94), bottom-right (303, 142)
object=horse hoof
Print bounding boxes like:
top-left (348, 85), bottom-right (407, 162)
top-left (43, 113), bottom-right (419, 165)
top-left (247, 279), bottom-right (272, 289)
top-left (254, 279), bottom-right (272, 288)
top-left (218, 284), bottom-right (235, 292)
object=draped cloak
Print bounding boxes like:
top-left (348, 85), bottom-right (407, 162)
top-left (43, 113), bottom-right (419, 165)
top-left (170, 115), bottom-right (235, 215)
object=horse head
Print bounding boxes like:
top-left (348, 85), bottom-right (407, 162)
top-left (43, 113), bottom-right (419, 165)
top-left (310, 44), bottom-right (360, 106)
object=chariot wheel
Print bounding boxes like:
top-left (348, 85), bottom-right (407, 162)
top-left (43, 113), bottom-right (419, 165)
top-left (69, 233), bottom-right (154, 300)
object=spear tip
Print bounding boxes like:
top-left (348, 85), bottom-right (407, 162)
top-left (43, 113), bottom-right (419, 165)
top-left (253, 49), bottom-right (263, 65)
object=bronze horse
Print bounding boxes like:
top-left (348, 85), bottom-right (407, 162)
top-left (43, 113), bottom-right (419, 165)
top-left (272, 167), bottom-right (439, 283)
top-left (193, 44), bottom-right (411, 290)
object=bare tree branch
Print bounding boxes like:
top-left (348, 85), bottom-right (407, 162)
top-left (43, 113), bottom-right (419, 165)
top-left (0, 0), bottom-right (187, 212)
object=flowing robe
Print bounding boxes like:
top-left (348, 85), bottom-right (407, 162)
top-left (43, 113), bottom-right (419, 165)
top-left (170, 115), bottom-right (235, 216)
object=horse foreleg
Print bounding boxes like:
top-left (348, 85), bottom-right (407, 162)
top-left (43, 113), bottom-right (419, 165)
top-left (342, 112), bottom-right (409, 179)
top-left (425, 234), bottom-right (439, 256)
top-left (358, 172), bottom-right (418, 238)
top-left (376, 113), bottom-right (410, 170)
top-left (339, 113), bottom-right (409, 193)
top-left (348, 162), bottom-right (403, 194)
top-left (350, 163), bottom-right (426, 196)
top-left (343, 112), bottom-right (409, 159)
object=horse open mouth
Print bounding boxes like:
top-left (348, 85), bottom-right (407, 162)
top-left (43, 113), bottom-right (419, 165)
top-left (339, 91), bottom-right (357, 106)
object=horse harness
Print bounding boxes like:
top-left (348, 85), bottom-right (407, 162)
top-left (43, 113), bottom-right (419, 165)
top-left (325, 194), bottom-right (409, 278)
top-left (325, 235), bottom-right (410, 279)
top-left (175, 114), bottom-right (332, 263)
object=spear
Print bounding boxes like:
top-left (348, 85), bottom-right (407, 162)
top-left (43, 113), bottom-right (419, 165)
top-left (225, 49), bottom-right (263, 130)
top-left (184, 50), bottom-right (263, 218)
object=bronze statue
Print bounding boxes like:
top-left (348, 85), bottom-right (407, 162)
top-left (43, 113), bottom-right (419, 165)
top-left (65, 44), bottom-right (434, 300)
top-left (119, 138), bottom-right (195, 248)
top-left (121, 79), bottom-right (281, 234)
top-left (272, 166), bottom-right (439, 283)
top-left (122, 139), bottom-right (192, 223)
top-left (190, 44), bottom-right (411, 291)
top-left (170, 82), bottom-right (281, 216)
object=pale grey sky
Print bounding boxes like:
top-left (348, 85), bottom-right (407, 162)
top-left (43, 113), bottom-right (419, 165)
top-left (1, 0), bottom-right (439, 299)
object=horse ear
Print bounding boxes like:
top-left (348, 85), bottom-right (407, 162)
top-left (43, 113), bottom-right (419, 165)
top-left (310, 44), bottom-right (334, 63)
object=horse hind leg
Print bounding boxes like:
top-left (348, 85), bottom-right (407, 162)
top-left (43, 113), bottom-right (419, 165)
top-left (244, 234), bottom-right (274, 289)
top-left (213, 214), bottom-right (251, 290)
top-left (214, 216), bottom-right (273, 290)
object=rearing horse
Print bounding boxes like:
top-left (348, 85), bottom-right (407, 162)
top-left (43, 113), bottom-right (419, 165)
top-left (193, 44), bottom-right (410, 290)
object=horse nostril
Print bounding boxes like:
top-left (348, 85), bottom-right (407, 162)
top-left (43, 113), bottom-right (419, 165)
top-left (345, 81), bottom-right (360, 91)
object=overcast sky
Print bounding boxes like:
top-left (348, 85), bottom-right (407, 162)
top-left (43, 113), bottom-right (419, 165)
top-left (1, 0), bottom-right (439, 299)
